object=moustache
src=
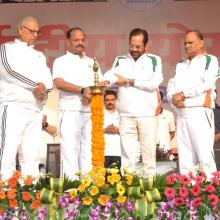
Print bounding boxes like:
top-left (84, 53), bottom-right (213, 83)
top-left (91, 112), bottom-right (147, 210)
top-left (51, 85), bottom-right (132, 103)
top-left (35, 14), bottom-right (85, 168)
top-left (76, 45), bottom-right (84, 48)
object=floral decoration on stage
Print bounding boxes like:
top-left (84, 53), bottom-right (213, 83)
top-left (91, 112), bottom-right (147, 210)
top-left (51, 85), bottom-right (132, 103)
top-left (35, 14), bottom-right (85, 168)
top-left (156, 143), bottom-right (175, 161)
top-left (91, 94), bottom-right (105, 168)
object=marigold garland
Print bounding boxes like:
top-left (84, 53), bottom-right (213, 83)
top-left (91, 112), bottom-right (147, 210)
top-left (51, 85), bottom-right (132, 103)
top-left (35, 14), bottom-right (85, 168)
top-left (91, 94), bottom-right (105, 168)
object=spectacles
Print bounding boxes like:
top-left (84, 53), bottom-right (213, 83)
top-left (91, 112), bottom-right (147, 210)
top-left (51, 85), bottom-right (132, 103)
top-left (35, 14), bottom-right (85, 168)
top-left (22, 26), bottom-right (41, 35)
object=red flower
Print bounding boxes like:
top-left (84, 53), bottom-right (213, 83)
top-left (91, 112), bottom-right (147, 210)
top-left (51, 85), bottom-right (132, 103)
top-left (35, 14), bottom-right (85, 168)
top-left (174, 197), bottom-right (185, 206)
top-left (0, 208), bottom-right (3, 215)
top-left (178, 187), bottom-right (188, 198)
top-left (205, 184), bottom-right (216, 193)
top-left (164, 188), bottom-right (175, 199)
top-left (190, 185), bottom-right (201, 196)
top-left (22, 192), bottom-right (32, 202)
top-left (195, 176), bottom-right (204, 185)
top-left (179, 175), bottom-right (190, 185)
top-left (7, 177), bottom-right (18, 189)
top-left (192, 197), bottom-right (203, 207)
top-left (211, 177), bottom-right (220, 185)
top-left (30, 199), bottom-right (41, 210)
top-left (208, 194), bottom-right (219, 207)
top-left (211, 171), bottom-right (220, 177)
top-left (24, 176), bottom-right (33, 186)
top-left (166, 175), bottom-right (176, 185)
top-left (9, 199), bottom-right (18, 209)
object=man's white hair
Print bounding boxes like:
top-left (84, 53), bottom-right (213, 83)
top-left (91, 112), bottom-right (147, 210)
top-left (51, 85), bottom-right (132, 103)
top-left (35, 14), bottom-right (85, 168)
top-left (18, 16), bottom-right (38, 29)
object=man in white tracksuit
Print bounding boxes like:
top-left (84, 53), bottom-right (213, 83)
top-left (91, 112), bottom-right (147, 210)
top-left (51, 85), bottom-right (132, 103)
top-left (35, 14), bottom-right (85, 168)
top-left (0, 16), bottom-right (53, 179)
top-left (53, 27), bottom-right (102, 179)
top-left (167, 30), bottom-right (219, 177)
top-left (103, 28), bottom-right (163, 176)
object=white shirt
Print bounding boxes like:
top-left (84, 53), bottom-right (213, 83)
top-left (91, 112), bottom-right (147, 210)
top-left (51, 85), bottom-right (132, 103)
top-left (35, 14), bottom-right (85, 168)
top-left (167, 54), bottom-right (219, 115)
top-left (53, 51), bottom-right (102, 112)
top-left (157, 108), bottom-right (175, 149)
top-left (0, 39), bottom-right (53, 111)
top-left (103, 53), bottom-right (163, 117)
top-left (104, 109), bottom-right (121, 156)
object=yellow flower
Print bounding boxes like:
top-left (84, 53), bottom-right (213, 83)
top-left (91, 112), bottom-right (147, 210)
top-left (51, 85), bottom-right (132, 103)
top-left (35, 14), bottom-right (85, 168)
top-left (69, 188), bottom-right (77, 199)
top-left (77, 184), bottom-right (87, 193)
top-left (82, 177), bottom-right (91, 187)
top-left (116, 184), bottom-right (125, 196)
top-left (109, 168), bottom-right (119, 174)
top-left (82, 196), bottom-right (93, 205)
top-left (126, 174), bottom-right (133, 186)
top-left (98, 194), bottom-right (111, 206)
top-left (123, 168), bottom-right (129, 174)
top-left (107, 173), bottom-right (121, 185)
top-left (97, 167), bottom-right (106, 176)
top-left (89, 186), bottom-right (99, 196)
top-left (75, 171), bottom-right (82, 177)
top-left (94, 176), bottom-right (105, 187)
top-left (117, 195), bottom-right (126, 204)
top-left (88, 170), bottom-right (96, 178)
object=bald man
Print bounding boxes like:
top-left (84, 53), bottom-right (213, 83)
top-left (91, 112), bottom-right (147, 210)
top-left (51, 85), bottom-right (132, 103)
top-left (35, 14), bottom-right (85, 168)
top-left (0, 16), bottom-right (53, 179)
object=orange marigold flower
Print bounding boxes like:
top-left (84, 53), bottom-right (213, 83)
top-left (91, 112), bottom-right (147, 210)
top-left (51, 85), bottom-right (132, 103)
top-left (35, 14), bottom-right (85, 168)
top-left (12, 170), bottom-right (21, 179)
top-left (9, 199), bottom-right (18, 209)
top-left (98, 194), bottom-right (111, 206)
top-left (31, 199), bottom-right (41, 210)
top-left (24, 176), bottom-right (33, 186)
top-left (0, 190), bottom-right (6, 200)
top-left (117, 195), bottom-right (127, 204)
top-left (7, 177), bottom-right (18, 188)
top-left (35, 191), bottom-right (41, 200)
top-left (7, 189), bottom-right (17, 200)
top-left (22, 191), bottom-right (32, 202)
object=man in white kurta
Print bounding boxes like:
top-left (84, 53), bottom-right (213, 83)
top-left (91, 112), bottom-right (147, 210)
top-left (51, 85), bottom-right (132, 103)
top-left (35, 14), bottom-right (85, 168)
top-left (0, 16), bottom-right (53, 179)
top-left (103, 28), bottom-right (163, 176)
top-left (167, 30), bottom-right (219, 177)
top-left (53, 27), bottom-right (102, 179)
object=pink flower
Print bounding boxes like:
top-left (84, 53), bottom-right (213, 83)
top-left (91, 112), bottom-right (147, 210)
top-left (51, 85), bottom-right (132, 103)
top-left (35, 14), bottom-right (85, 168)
top-left (211, 177), bottom-right (220, 185)
top-left (211, 171), bottom-right (220, 178)
top-left (174, 197), bottom-right (185, 206)
top-left (164, 188), bottom-right (175, 199)
top-left (179, 175), bottom-right (190, 185)
top-left (190, 185), bottom-right (201, 196)
top-left (178, 187), bottom-right (188, 198)
top-left (195, 176), bottom-right (204, 185)
top-left (165, 175), bottom-right (175, 185)
top-left (208, 194), bottom-right (219, 207)
top-left (205, 184), bottom-right (216, 193)
top-left (192, 197), bottom-right (203, 207)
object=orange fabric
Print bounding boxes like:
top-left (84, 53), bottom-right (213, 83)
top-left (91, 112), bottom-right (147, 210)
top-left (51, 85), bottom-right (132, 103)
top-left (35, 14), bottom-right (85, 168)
top-left (204, 89), bottom-right (212, 108)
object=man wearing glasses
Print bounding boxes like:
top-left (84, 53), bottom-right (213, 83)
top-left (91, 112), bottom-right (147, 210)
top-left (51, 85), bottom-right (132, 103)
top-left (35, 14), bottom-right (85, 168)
top-left (103, 28), bottom-right (163, 177)
top-left (0, 16), bottom-right (53, 179)
top-left (167, 30), bottom-right (219, 177)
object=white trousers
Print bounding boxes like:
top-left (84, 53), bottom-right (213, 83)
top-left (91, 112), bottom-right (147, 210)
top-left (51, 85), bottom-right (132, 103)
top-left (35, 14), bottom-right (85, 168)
top-left (0, 105), bottom-right (42, 179)
top-left (177, 108), bottom-right (216, 177)
top-left (59, 110), bottom-right (92, 179)
top-left (120, 116), bottom-right (158, 177)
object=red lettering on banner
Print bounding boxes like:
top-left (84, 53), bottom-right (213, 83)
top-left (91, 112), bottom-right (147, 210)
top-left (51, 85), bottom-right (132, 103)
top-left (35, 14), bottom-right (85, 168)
top-left (86, 34), bottom-right (125, 68)
top-left (0, 25), bottom-right (16, 44)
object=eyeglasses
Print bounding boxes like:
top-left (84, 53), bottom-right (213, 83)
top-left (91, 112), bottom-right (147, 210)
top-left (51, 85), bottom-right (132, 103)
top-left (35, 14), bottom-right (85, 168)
top-left (22, 26), bottom-right (41, 35)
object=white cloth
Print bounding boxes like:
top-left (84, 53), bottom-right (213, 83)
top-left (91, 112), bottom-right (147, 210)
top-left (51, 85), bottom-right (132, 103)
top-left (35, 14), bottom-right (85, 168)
top-left (167, 53), bottom-right (218, 177)
top-left (104, 53), bottom-right (162, 176)
top-left (0, 39), bottom-right (53, 179)
top-left (103, 53), bottom-right (163, 117)
top-left (53, 51), bottom-right (102, 112)
top-left (53, 51), bottom-right (101, 179)
top-left (157, 108), bottom-right (175, 149)
top-left (104, 109), bottom-right (121, 156)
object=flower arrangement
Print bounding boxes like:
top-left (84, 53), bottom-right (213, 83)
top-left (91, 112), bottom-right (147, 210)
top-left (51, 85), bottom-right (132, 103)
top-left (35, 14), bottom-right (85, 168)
top-left (91, 94), bottom-right (105, 168)
top-left (157, 171), bottom-right (220, 220)
top-left (156, 143), bottom-right (175, 161)
top-left (0, 171), bottom-right (42, 219)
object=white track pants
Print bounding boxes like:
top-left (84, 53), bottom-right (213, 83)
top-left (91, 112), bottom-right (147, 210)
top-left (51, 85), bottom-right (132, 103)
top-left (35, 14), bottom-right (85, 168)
top-left (177, 108), bottom-right (216, 177)
top-left (120, 116), bottom-right (158, 177)
top-left (59, 110), bottom-right (92, 179)
top-left (0, 105), bottom-right (42, 179)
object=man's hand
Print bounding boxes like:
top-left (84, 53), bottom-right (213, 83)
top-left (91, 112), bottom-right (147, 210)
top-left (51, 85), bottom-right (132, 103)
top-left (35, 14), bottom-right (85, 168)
top-left (104, 124), bottom-right (119, 134)
top-left (115, 74), bottom-right (128, 86)
top-left (99, 81), bottom-right (110, 86)
top-left (33, 83), bottom-right (46, 102)
top-left (42, 115), bottom-right (47, 127)
top-left (171, 92), bottom-right (185, 107)
top-left (81, 87), bottom-right (92, 106)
